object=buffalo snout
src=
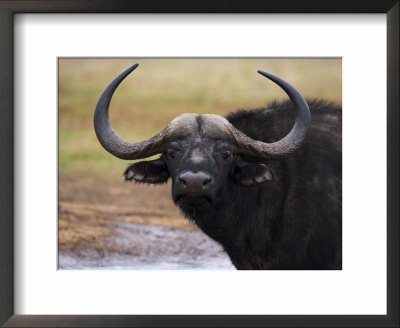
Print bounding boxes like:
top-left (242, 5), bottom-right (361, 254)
top-left (178, 171), bottom-right (212, 196)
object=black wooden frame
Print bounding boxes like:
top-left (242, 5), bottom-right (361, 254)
top-left (0, 1), bottom-right (398, 327)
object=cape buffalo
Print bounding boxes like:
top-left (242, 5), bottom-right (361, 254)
top-left (94, 63), bottom-right (342, 270)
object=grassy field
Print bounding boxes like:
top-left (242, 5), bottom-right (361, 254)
top-left (59, 58), bottom-right (341, 176)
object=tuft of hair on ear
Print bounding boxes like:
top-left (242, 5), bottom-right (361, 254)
top-left (124, 168), bottom-right (135, 181)
top-left (234, 163), bottom-right (275, 186)
top-left (123, 160), bottom-right (170, 184)
top-left (123, 159), bottom-right (169, 184)
top-left (124, 162), bottom-right (144, 182)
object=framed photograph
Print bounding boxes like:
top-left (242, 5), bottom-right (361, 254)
top-left (0, 1), bottom-right (398, 327)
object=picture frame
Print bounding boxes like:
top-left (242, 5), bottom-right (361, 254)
top-left (0, 1), bottom-right (398, 327)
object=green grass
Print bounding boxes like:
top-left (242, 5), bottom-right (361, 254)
top-left (58, 128), bottom-right (162, 175)
top-left (59, 58), bottom-right (341, 175)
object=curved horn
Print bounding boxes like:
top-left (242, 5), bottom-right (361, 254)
top-left (229, 70), bottom-right (311, 158)
top-left (94, 64), bottom-right (172, 160)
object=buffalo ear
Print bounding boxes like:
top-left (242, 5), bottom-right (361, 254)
top-left (233, 161), bottom-right (274, 186)
top-left (123, 158), bottom-right (170, 184)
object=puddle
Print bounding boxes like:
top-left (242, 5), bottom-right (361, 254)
top-left (59, 222), bottom-right (235, 270)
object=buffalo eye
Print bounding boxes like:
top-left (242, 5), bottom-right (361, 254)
top-left (221, 153), bottom-right (230, 160)
top-left (218, 150), bottom-right (232, 160)
top-left (167, 150), bottom-right (176, 159)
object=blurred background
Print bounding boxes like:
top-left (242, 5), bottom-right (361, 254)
top-left (58, 58), bottom-right (341, 269)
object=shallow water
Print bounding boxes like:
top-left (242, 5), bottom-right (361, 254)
top-left (59, 222), bottom-right (235, 270)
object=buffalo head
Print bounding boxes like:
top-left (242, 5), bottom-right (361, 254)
top-left (94, 64), bottom-right (310, 215)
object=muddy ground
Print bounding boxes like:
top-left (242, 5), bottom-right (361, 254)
top-left (58, 175), bottom-right (234, 269)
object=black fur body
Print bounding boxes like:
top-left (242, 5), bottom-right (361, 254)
top-left (125, 99), bottom-right (342, 270)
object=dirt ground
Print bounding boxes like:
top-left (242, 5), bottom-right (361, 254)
top-left (58, 174), bottom-right (195, 253)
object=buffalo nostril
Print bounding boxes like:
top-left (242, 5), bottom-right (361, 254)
top-left (178, 176), bottom-right (187, 186)
top-left (203, 177), bottom-right (211, 185)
